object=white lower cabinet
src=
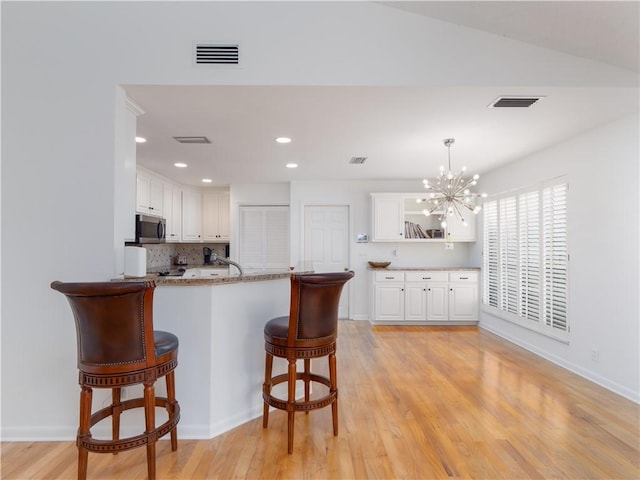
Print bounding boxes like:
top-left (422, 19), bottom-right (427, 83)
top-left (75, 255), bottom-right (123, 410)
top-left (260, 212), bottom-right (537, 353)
top-left (372, 270), bottom-right (478, 325)
top-left (448, 272), bottom-right (479, 321)
top-left (426, 282), bottom-right (449, 322)
top-left (373, 272), bottom-right (405, 322)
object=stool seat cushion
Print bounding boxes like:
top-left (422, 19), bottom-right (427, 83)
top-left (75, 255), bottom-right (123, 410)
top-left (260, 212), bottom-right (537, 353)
top-left (154, 331), bottom-right (179, 357)
top-left (264, 316), bottom-right (290, 341)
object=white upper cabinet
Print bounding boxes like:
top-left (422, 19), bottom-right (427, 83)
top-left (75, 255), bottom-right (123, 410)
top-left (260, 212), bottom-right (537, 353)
top-left (163, 182), bottom-right (182, 242)
top-left (371, 193), bottom-right (477, 242)
top-left (203, 191), bottom-right (230, 242)
top-left (181, 189), bottom-right (203, 242)
top-left (372, 195), bottom-right (404, 241)
top-left (136, 169), bottom-right (164, 217)
top-left (135, 166), bottom-right (233, 244)
top-left (444, 207), bottom-right (476, 242)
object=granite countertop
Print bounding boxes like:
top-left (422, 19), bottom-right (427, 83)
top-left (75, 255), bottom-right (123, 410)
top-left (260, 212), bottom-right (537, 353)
top-left (116, 263), bottom-right (315, 286)
top-left (368, 266), bottom-right (480, 271)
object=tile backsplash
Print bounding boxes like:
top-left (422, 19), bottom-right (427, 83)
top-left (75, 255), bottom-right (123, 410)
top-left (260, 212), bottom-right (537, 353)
top-left (144, 243), bottom-right (229, 268)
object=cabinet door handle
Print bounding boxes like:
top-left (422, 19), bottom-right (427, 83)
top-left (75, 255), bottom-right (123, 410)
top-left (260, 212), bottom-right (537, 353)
top-left (423, 277), bottom-right (431, 280)
top-left (450, 288), bottom-right (453, 292)
top-left (428, 288), bottom-right (431, 291)
top-left (459, 276), bottom-right (469, 280)
top-left (385, 276), bottom-right (394, 280)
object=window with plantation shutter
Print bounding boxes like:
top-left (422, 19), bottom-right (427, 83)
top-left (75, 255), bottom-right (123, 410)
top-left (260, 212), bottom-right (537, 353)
top-left (482, 178), bottom-right (568, 339)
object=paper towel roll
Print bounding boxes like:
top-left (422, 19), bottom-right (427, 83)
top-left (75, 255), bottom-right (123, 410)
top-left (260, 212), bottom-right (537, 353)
top-left (124, 246), bottom-right (147, 277)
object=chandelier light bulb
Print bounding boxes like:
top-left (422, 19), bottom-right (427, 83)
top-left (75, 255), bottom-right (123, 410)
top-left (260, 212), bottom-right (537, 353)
top-left (416, 198), bottom-right (422, 203)
top-left (416, 137), bottom-right (487, 230)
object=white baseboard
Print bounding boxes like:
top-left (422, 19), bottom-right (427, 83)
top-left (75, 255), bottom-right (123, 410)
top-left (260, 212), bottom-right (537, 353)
top-left (479, 322), bottom-right (640, 404)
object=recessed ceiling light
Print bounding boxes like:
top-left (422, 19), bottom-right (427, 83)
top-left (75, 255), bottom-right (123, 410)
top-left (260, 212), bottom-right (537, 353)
top-left (202, 178), bottom-right (213, 183)
top-left (135, 136), bottom-right (147, 143)
top-left (286, 163), bottom-right (298, 169)
top-left (174, 162), bottom-right (188, 168)
top-left (275, 137), bottom-right (292, 144)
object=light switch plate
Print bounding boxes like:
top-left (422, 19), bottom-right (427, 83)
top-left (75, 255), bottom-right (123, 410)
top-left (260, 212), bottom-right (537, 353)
top-left (445, 242), bottom-right (455, 250)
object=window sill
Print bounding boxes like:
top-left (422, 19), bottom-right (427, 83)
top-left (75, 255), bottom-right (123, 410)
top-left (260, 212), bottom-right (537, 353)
top-left (481, 304), bottom-right (570, 344)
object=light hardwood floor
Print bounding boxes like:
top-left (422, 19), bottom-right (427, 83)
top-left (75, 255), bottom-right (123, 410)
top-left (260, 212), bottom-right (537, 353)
top-left (2, 322), bottom-right (639, 479)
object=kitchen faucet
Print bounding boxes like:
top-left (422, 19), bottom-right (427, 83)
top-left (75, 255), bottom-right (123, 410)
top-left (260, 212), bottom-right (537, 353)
top-left (212, 253), bottom-right (243, 276)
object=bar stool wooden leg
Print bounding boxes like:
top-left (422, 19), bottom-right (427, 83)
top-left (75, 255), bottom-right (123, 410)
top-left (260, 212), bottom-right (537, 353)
top-left (303, 359), bottom-right (311, 414)
top-left (287, 358), bottom-right (296, 454)
top-left (78, 385), bottom-right (92, 480)
top-left (111, 387), bottom-right (122, 453)
top-left (144, 382), bottom-right (156, 480)
top-left (263, 352), bottom-right (273, 428)
top-left (329, 352), bottom-right (338, 436)
top-left (166, 371), bottom-right (178, 451)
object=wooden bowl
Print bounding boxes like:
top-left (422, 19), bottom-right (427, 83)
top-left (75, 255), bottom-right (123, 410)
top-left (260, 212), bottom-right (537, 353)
top-left (368, 261), bottom-right (391, 268)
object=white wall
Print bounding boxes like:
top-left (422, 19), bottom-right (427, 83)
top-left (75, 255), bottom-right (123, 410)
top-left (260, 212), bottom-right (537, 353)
top-left (468, 113), bottom-right (640, 402)
top-left (2, 1), bottom-right (638, 440)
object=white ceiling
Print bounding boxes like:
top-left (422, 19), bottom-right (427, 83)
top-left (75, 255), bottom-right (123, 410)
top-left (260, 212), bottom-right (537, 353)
top-left (129, 1), bottom-right (639, 188)
top-left (383, 1), bottom-right (639, 72)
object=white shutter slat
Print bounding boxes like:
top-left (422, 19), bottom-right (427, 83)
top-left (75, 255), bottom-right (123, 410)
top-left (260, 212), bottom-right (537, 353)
top-left (519, 191), bottom-right (540, 322)
top-left (483, 201), bottom-right (499, 307)
top-left (542, 184), bottom-right (568, 332)
top-left (499, 197), bottom-right (518, 315)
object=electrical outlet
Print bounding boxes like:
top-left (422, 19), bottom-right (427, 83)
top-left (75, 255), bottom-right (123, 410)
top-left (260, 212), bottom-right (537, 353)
top-left (591, 349), bottom-right (600, 362)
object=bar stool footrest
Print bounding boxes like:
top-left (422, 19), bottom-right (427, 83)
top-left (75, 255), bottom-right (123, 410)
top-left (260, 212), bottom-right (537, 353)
top-left (79, 398), bottom-right (181, 454)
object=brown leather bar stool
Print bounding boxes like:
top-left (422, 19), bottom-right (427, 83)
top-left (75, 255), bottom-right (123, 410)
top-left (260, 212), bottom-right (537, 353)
top-left (262, 271), bottom-right (354, 453)
top-left (51, 280), bottom-right (180, 480)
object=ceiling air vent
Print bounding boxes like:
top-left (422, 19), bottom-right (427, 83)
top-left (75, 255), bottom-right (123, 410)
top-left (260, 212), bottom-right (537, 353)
top-left (173, 136), bottom-right (211, 144)
top-left (195, 44), bottom-right (239, 65)
top-left (349, 156), bottom-right (368, 164)
top-left (489, 96), bottom-right (543, 108)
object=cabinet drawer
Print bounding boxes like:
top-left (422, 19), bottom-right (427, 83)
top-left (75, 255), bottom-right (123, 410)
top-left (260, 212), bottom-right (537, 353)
top-left (375, 271), bottom-right (405, 282)
top-left (405, 271), bottom-right (448, 282)
top-left (449, 271), bottom-right (478, 282)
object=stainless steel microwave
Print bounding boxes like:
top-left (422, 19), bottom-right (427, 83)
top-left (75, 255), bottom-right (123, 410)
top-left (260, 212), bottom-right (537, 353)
top-left (135, 214), bottom-right (166, 243)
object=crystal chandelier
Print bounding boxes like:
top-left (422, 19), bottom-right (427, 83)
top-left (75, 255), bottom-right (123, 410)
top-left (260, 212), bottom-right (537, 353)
top-left (417, 138), bottom-right (487, 229)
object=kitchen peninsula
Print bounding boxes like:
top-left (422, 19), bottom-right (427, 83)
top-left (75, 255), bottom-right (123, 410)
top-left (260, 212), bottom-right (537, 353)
top-left (119, 268), bottom-right (312, 439)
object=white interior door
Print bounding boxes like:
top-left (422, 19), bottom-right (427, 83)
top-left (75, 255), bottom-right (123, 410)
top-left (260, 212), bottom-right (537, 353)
top-left (304, 205), bottom-right (350, 318)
